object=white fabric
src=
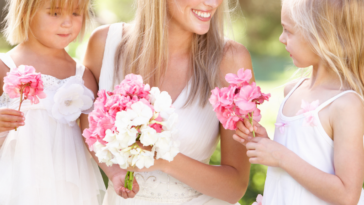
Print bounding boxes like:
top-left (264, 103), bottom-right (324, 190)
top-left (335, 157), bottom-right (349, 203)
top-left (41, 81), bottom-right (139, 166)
top-left (99, 23), bottom-right (237, 205)
top-left (263, 78), bottom-right (364, 205)
top-left (0, 54), bottom-right (106, 205)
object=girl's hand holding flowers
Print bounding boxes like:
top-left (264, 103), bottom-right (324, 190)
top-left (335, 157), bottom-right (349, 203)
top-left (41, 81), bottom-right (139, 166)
top-left (0, 108), bottom-right (24, 132)
top-left (233, 119), bottom-right (269, 145)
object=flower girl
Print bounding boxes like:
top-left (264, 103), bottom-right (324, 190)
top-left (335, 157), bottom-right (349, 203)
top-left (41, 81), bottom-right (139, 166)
top-left (0, 0), bottom-right (105, 204)
top-left (234, 0), bottom-right (364, 204)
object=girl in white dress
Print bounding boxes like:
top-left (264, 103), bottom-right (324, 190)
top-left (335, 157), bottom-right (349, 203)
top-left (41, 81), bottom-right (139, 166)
top-left (234, 0), bottom-right (364, 204)
top-left (83, 0), bottom-right (252, 204)
top-left (0, 0), bottom-right (105, 204)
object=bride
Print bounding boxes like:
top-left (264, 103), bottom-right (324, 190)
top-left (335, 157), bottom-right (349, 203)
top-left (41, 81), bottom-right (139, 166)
top-left (82, 0), bottom-right (253, 204)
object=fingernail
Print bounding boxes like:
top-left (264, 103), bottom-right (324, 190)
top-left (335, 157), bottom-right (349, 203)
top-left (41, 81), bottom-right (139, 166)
top-left (241, 139), bottom-right (245, 143)
top-left (250, 127), bottom-right (253, 131)
top-left (126, 190), bottom-right (130, 193)
top-left (21, 113), bottom-right (24, 116)
top-left (248, 137), bottom-right (252, 140)
top-left (245, 130), bottom-right (249, 134)
top-left (22, 118), bottom-right (25, 120)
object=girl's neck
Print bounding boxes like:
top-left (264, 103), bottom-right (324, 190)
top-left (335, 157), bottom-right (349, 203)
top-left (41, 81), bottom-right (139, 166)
top-left (309, 61), bottom-right (345, 91)
top-left (167, 20), bottom-right (193, 57)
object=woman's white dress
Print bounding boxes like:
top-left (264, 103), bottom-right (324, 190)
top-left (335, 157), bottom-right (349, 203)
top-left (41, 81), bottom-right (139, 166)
top-left (0, 54), bottom-right (106, 205)
top-left (99, 22), bottom-right (240, 205)
top-left (263, 78), bottom-right (364, 205)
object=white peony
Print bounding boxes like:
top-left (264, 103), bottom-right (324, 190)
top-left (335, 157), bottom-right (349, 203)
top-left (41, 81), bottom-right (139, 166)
top-left (93, 141), bottom-right (114, 166)
top-left (155, 141), bottom-right (180, 162)
top-left (130, 148), bottom-right (155, 169)
top-left (111, 147), bottom-right (131, 169)
top-left (139, 125), bottom-right (159, 146)
top-left (154, 91), bottom-right (172, 113)
top-left (149, 87), bottom-right (161, 104)
top-left (47, 77), bottom-right (94, 126)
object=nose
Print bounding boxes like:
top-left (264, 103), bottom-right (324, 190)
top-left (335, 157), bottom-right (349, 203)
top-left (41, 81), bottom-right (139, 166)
top-left (279, 32), bottom-right (286, 45)
top-left (61, 14), bottom-right (72, 28)
top-left (204, 0), bottom-right (221, 8)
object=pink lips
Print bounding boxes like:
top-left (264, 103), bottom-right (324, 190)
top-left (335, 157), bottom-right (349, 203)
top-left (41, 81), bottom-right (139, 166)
top-left (192, 9), bottom-right (212, 22)
top-left (57, 34), bottom-right (70, 37)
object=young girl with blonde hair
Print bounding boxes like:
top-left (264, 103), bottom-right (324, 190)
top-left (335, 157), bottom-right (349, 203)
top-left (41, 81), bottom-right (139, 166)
top-left (0, 0), bottom-right (105, 204)
top-left (234, 0), bottom-right (364, 204)
top-left (83, 0), bottom-right (252, 204)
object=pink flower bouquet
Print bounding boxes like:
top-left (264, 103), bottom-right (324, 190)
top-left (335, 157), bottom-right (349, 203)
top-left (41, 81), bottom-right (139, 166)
top-left (3, 65), bottom-right (46, 130)
top-left (209, 68), bottom-right (270, 137)
top-left (83, 74), bottom-right (179, 190)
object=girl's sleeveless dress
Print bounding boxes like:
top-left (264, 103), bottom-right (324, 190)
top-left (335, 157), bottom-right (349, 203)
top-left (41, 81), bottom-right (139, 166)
top-left (0, 53), bottom-right (106, 205)
top-left (99, 22), bottom-right (240, 205)
top-left (263, 78), bottom-right (364, 205)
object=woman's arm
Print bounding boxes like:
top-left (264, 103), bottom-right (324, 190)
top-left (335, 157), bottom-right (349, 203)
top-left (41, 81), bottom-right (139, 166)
top-left (128, 41), bottom-right (252, 203)
top-left (81, 36), bottom-right (140, 198)
top-left (245, 93), bottom-right (364, 205)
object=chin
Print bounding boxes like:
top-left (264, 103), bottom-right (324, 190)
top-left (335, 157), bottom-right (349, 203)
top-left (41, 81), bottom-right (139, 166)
top-left (192, 25), bottom-right (210, 35)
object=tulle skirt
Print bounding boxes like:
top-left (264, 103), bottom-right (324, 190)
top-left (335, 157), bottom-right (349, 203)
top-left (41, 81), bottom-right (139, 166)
top-left (0, 109), bottom-right (105, 205)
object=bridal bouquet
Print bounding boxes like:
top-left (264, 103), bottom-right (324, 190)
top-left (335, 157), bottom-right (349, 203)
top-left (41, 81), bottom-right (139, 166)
top-left (3, 65), bottom-right (46, 130)
top-left (83, 74), bottom-right (179, 190)
top-left (209, 68), bottom-right (270, 137)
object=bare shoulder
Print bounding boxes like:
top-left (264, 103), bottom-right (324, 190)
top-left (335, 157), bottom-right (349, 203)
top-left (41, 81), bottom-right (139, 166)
top-left (283, 78), bottom-right (303, 97)
top-left (331, 92), bottom-right (364, 117)
top-left (83, 25), bottom-right (110, 83)
top-left (82, 66), bottom-right (98, 98)
top-left (0, 61), bottom-right (10, 95)
top-left (220, 40), bottom-right (253, 86)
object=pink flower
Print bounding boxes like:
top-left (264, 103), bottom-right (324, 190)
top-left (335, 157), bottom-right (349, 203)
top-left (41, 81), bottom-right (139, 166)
top-left (209, 87), bottom-right (222, 112)
top-left (3, 65), bottom-right (46, 104)
top-left (225, 68), bottom-right (252, 87)
top-left (296, 100), bottom-right (319, 115)
top-left (234, 83), bottom-right (261, 113)
top-left (252, 194), bottom-right (263, 205)
top-left (217, 107), bottom-right (240, 130)
top-left (114, 74), bottom-right (150, 99)
top-left (220, 86), bottom-right (237, 108)
top-left (150, 123), bottom-right (163, 133)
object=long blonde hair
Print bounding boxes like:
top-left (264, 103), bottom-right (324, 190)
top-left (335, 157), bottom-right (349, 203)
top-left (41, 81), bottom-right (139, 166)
top-left (3, 0), bottom-right (92, 45)
top-left (115, 0), bottom-right (237, 106)
top-left (283, 0), bottom-right (364, 97)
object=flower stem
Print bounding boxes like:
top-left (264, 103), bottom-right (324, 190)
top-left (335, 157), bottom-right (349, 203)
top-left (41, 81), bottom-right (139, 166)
top-left (249, 112), bottom-right (256, 138)
top-left (124, 171), bottom-right (134, 191)
top-left (15, 87), bottom-right (24, 131)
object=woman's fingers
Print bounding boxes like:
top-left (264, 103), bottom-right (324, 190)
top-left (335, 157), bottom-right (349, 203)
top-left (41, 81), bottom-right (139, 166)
top-left (235, 128), bottom-right (251, 140)
top-left (0, 109), bottom-right (23, 116)
top-left (237, 121), bottom-right (250, 134)
top-left (243, 118), bottom-right (253, 131)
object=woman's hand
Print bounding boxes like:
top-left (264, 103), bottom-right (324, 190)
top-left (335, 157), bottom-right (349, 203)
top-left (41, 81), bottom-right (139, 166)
top-left (233, 119), bottom-right (269, 145)
top-left (109, 170), bottom-right (140, 199)
top-left (245, 137), bottom-right (289, 167)
top-left (0, 108), bottom-right (24, 132)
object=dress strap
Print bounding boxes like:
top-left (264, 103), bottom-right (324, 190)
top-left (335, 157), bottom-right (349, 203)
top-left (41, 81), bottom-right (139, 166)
top-left (316, 90), bottom-right (361, 112)
top-left (0, 53), bottom-right (17, 70)
top-left (75, 62), bottom-right (86, 78)
top-left (99, 22), bottom-right (124, 91)
top-left (283, 78), bottom-right (308, 103)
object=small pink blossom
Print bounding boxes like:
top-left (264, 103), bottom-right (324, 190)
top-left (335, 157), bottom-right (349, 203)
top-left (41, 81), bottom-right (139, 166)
top-left (220, 86), bottom-right (236, 108)
top-left (252, 194), bottom-right (263, 205)
top-left (275, 122), bottom-right (288, 134)
top-left (234, 83), bottom-right (261, 113)
top-left (225, 68), bottom-right (252, 87)
top-left (209, 87), bottom-right (222, 112)
top-left (296, 100), bottom-right (319, 115)
top-left (303, 113), bottom-right (317, 127)
top-left (150, 123), bottom-right (163, 133)
top-left (3, 65), bottom-right (46, 104)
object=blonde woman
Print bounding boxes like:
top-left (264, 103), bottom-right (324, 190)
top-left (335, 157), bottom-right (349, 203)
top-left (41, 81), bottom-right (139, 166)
top-left (83, 0), bottom-right (251, 204)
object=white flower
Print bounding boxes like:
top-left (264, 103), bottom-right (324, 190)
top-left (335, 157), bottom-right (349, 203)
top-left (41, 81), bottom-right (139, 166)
top-left (47, 77), bottom-right (93, 126)
top-left (149, 87), bottom-right (160, 104)
top-left (156, 141), bottom-right (180, 162)
top-left (162, 113), bottom-right (178, 131)
top-left (111, 147), bottom-right (131, 169)
top-left (116, 127), bottom-right (138, 149)
top-left (154, 131), bottom-right (172, 150)
top-left (115, 111), bottom-right (137, 130)
top-left (126, 101), bottom-right (153, 127)
top-left (93, 141), bottom-right (114, 166)
top-left (154, 91), bottom-right (172, 113)
top-left (139, 125), bottom-right (159, 146)
top-left (130, 148), bottom-right (155, 169)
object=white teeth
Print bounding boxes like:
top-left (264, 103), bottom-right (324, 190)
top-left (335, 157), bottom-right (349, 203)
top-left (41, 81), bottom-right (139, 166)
top-left (192, 9), bottom-right (211, 18)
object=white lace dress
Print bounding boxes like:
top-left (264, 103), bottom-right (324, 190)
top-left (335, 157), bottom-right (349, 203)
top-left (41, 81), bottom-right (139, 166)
top-left (99, 23), bottom-right (239, 205)
top-left (0, 53), bottom-right (106, 205)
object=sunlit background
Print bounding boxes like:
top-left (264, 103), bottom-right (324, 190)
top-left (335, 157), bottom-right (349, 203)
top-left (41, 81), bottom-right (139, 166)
top-left (0, 0), bottom-right (304, 204)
